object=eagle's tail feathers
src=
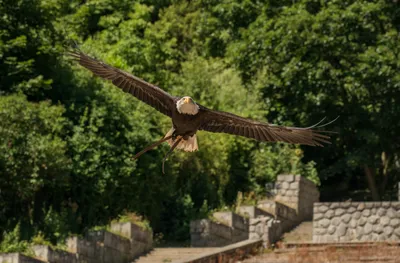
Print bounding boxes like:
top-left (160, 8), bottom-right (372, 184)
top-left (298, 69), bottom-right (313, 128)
top-left (164, 128), bottom-right (198, 152)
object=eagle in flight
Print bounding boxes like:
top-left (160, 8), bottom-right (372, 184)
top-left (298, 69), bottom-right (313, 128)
top-left (70, 49), bottom-right (333, 172)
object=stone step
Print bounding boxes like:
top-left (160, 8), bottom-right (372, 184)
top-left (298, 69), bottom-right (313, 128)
top-left (133, 248), bottom-right (219, 263)
top-left (281, 221), bottom-right (313, 243)
top-left (237, 205), bottom-right (274, 219)
top-left (212, 211), bottom-right (249, 231)
top-left (256, 200), bottom-right (297, 222)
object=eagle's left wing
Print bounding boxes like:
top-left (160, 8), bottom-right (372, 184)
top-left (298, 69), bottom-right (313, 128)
top-left (198, 106), bottom-right (331, 146)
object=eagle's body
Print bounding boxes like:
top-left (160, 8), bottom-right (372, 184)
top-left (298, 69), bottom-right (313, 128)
top-left (69, 49), bottom-right (333, 170)
top-left (167, 97), bottom-right (202, 151)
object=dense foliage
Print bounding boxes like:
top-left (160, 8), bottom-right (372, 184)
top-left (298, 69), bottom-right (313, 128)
top-left (1, 0), bottom-right (399, 245)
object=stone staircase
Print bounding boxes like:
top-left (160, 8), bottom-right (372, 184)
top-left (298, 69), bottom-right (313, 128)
top-left (281, 221), bottom-right (313, 243)
top-left (0, 222), bottom-right (153, 263)
top-left (0, 175), bottom-right (320, 263)
top-left (191, 175), bottom-right (320, 248)
top-left (133, 247), bottom-right (219, 263)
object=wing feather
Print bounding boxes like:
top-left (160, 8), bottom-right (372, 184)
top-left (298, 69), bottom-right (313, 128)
top-left (199, 106), bottom-right (332, 146)
top-left (69, 49), bottom-right (176, 117)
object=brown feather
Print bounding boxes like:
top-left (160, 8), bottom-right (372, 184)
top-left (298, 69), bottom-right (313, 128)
top-left (70, 50), bottom-right (176, 117)
top-left (198, 106), bottom-right (332, 147)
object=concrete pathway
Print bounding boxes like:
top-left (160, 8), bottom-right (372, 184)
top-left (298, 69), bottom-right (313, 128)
top-left (281, 221), bottom-right (313, 243)
top-left (133, 247), bottom-right (219, 263)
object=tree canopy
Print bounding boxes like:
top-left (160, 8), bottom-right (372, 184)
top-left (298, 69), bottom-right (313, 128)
top-left (1, 0), bottom-right (399, 244)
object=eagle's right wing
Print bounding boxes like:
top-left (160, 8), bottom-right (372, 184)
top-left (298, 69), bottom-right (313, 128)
top-left (69, 50), bottom-right (177, 117)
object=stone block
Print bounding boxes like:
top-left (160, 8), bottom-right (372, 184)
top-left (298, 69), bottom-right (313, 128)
top-left (213, 211), bottom-right (249, 231)
top-left (368, 215), bottom-right (379, 224)
top-left (383, 226), bottom-right (394, 236)
top-left (277, 174), bottom-right (295, 183)
top-left (325, 210), bottom-right (334, 219)
top-left (314, 228), bottom-right (326, 235)
top-left (364, 202), bottom-right (375, 209)
top-left (209, 221), bottom-right (233, 240)
top-left (0, 253), bottom-right (45, 263)
top-left (347, 207), bottom-right (356, 213)
top-left (103, 247), bottom-right (122, 263)
top-left (289, 182), bottom-right (300, 190)
top-left (281, 182), bottom-right (290, 190)
top-left (381, 216), bottom-right (390, 226)
top-left (318, 205), bottom-right (329, 213)
top-left (341, 214), bottom-right (351, 223)
top-left (358, 217), bottom-right (367, 226)
top-left (387, 207), bottom-right (397, 218)
top-left (357, 203), bottom-right (365, 210)
top-left (327, 225), bottom-right (336, 235)
top-left (362, 209), bottom-right (371, 217)
top-left (110, 222), bottom-right (152, 244)
top-left (363, 223), bottom-right (373, 235)
top-left (319, 219), bottom-right (330, 228)
top-left (374, 224), bottom-right (383, 234)
top-left (314, 212), bottom-right (323, 221)
top-left (331, 217), bottom-right (340, 226)
top-left (87, 230), bottom-right (131, 254)
top-left (330, 203), bottom-right (339, 209)
top-left (238, 206), bottom-right (273, 219)
top-left (390, 218), bottom-right (400, 227)
top-left (67, 236), bottom-right (96, 258)
top-left (337, 224), bottom-right (347, 236)
top-left (353, 211), bottom-right (361, 220)
top-left (33, 245), bottom-right (77, 263)
top-left (335, 208), bottom-right (345, 216)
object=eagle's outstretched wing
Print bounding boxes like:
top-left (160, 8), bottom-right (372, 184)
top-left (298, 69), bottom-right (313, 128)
top-left (69, 50), bottom-right (176, 117)
top-left (199, 106), bottom-right (331, 146)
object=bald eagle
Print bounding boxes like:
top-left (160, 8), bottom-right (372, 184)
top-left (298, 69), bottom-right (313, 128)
top-left (70, 50), bottom-right (333, 172)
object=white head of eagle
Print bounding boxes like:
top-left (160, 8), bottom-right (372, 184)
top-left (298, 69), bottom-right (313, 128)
top-left (176, 96), bottom-right (199, 115)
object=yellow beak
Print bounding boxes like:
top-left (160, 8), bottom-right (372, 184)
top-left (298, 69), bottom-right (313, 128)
top-left (184, 97), bottom-right (190, 104)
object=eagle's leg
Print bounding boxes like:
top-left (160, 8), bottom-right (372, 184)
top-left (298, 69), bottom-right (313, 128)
top-left (133, 135), bottom-right (173, 160)
top-left (162, 136), bottom-right (183, 174)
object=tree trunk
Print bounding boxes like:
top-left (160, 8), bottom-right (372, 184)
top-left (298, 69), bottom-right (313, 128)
top-left (380, 152), bottom-right (390, 197)
top-left (364, 166), bottom-right (380, 201)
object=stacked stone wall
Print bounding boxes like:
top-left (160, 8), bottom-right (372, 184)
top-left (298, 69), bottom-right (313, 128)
top-left (191, 174), bottom-right (321, 247)
top-left (275, 175), bottom-right (319, 221)
top-left (248, 217), bottom-right (282, 247)
top-left (191, 219), bottom-right (239, 247)
top-left (191, 212), bottom-right (249, 247)
top-left (313, 202), bottom-right (400, 242)
top-left (0, 253), bottom-right (44, 263)
top-left (0, 222), bottom-right (153, 263)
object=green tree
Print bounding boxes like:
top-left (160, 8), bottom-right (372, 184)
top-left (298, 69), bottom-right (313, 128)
top-left (0, 95), bottom-right (71, 240)
top-left (229, 0), bottom-right (400, 200)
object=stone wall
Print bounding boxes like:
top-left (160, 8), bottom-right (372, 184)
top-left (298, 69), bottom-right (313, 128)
top-left (191, 174), bottom-right (320, 248)
top-left (66, 222), bottom-right (152, 262)
top-left (257, 200), bottom-right (297, 233)
top-left (313, 202), bottom-right (400, 242)
top-left (0, 222), bottom-right (153, 263)
top-left (191, 212), bottom-right (249, 247)
top-left (33, 245), bottom-right (77, 263)
top-left (248, 217), bottom-right (282, 247)
top-left (0, 253), bottom-right (44, 263)
top-left (275, 174), bottom-right (319, 221)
